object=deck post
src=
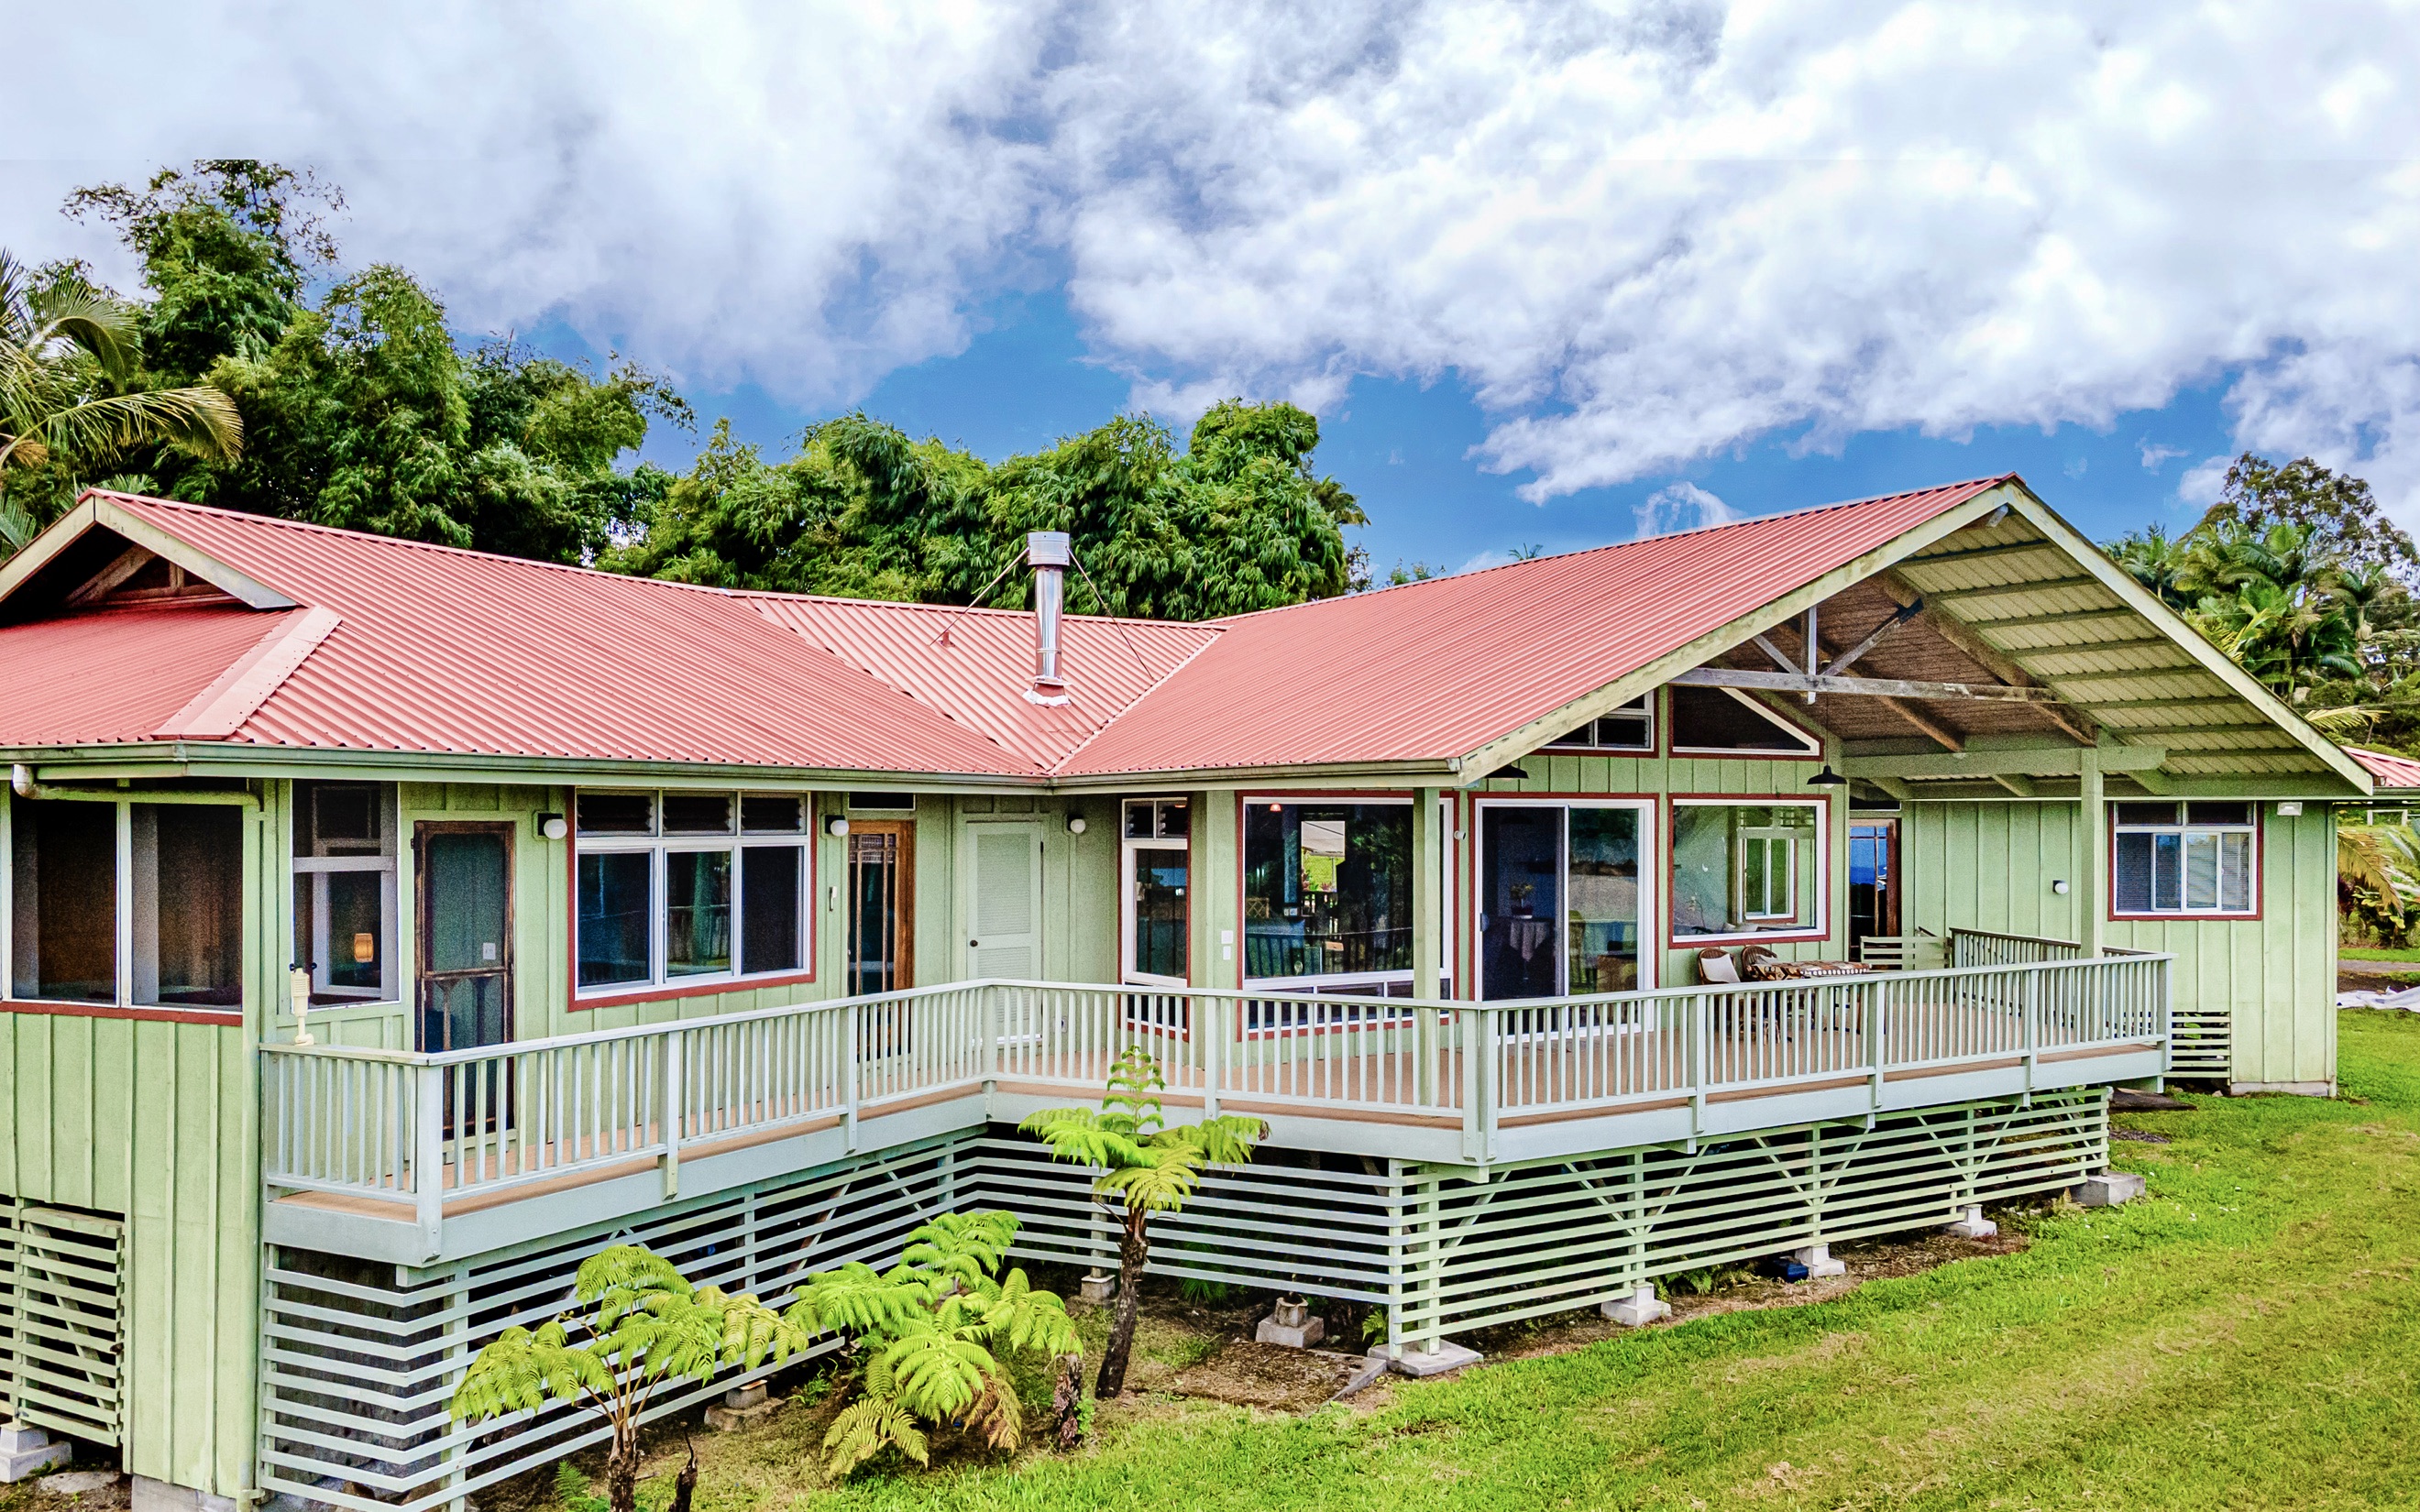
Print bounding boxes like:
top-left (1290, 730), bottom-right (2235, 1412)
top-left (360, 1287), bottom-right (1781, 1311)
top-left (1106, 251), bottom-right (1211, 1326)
top-left (1866, 975), bottom-right (1887, 1114)
top-left (413, 1063), bottom-right (444, 1256)
top-left (1688, 993), bottom-right (1708, 1145)
top-left (1203, 992), bottom-right (1225, 1119)
top-left (843, 1003), bottom-right (861, 1153)
top-left (660, 1034), bottom-right (683, 1200)
top-left (2022, 970), bottom-right (2040, 1097)
top-left (2078, 751), bottom-right (2106, 957)
top-left (1413, 786), bottom-right (1442, 1107)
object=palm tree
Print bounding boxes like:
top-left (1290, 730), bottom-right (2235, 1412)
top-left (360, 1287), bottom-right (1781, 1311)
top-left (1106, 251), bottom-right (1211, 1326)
top-left (0, 251), bottom-right (241, 553)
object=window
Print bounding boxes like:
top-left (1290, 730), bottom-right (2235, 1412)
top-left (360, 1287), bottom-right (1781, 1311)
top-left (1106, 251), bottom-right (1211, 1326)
top-left (574, 790), bottom-right (809, 994)
top-left (1543, 695), bottom-right (1654, 752)
top-left (1121, 800), bottom-right (1190, 985)
top-left (9, 795), bottom-right (245, 1012)
top-left (2113, 802), bottom-right (2257, 916)
top-left (1669, 686), bottom-right (1820, 755)
top-left (293, 782), bottom-right (399, 1004)
top-left (1671, 801), bottom-right (1824, 938)
top-left (1477, 801), bottom-right (1650, 999)
top-left (1241, 798), bottom-right (1451, 992)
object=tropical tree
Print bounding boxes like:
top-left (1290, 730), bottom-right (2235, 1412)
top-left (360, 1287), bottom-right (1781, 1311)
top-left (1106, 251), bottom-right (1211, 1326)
top-left (783, 1210), bottom-right (1082, 1475)
top-left (2339, 823), bottom-right (2420, 947)
top-left (0, 250), bottom-right (240, 553)
top-left (1019, 1049), bottom-right (1263, 1397)
top-left (450, 1244), bottom-right (811, 1512)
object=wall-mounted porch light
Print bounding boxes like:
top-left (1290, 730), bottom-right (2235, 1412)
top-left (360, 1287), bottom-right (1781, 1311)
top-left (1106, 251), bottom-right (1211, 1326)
top-left (1806, 766), bottom-right (1848, 787)
top-left (536, 812), bottom-right (568, 840)
top-left (1066, 814), bottom-right (1087, 834)
top-left (825, 816), bottom-right (851, 837)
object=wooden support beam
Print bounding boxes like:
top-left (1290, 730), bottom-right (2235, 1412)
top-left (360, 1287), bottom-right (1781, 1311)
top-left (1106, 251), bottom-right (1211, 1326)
top-left (1962, 606), bottom-right (2140, 632)
top-left (1924, 575), bottom-right (2105, 604)
top-left (1822, 603), bottom-right (1921, 676)
top-left (1750, 633), bottom-right (1798, 674)
top-left (1838, 745), bottom-right (2166, 779)
top-left (1672, 667), bottom-right (2066, 704)
top-left (2021, 637), bottom-right (2190, 657)
top-left (1875, 570), bottom-right (2105, 748)
top-left (1898, 539), bottom-right (2070, 566)
top-left (1993, 773), bottom-right (2039, 797)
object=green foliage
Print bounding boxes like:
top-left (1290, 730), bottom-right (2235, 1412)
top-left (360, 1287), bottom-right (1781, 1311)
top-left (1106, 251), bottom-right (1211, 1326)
top-left (783, 1210), bottom-right (1080, 1478)
top-left (450, 1244), bottom-right (810, 1512)
top-left (2106, 453), bottom-right (2420, 744)
top-left (605, 399), bottom-right (1360, 620)
top-left (551, 1463), bottom-right (608, 1512)
top-left (24, 160), bottom-right (686, 565)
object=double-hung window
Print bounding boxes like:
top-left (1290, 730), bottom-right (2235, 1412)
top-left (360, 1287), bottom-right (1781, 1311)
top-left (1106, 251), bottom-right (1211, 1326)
top-left (7, 792), bottom-right (246, 1013)
top-left (2112, 803), bottom-right (2257, 916)
top-left (574, 791), bottom-right (811, 996)
top-left (1670, 799), bottom-right (1825, 939)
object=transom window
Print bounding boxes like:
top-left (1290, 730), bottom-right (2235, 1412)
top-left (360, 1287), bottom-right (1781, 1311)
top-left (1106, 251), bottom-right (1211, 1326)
top-left (1542, 695), bottom-right (1654, 753)
top-left (2113, 802), bottom-right (2257, 916)
top-left (574, 790), bottom-right (810, 994)
top-left (1671, 800), bottom-right (1825, 939)
top-left (293, 782), bottom-right (399, 1005)
top-left (1669, 686), bottom-right (1820, 756)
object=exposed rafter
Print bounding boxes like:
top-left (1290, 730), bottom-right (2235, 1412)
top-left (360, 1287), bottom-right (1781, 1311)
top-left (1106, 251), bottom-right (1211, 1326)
top-left (1873, 570), bottom-right (2103, 747)
top-left (1672, 667), bottom-right (2064, 704)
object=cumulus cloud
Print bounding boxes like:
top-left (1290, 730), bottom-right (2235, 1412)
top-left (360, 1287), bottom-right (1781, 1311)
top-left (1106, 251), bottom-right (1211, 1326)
top-left (9, 1), bottom-right (2420, 517)
top-left (1634, 481), bottom-right (1737, 539)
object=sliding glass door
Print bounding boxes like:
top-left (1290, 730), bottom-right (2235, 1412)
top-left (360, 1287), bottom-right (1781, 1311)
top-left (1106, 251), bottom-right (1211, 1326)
top-left (1477, 801), bottom-right (1650, 1000)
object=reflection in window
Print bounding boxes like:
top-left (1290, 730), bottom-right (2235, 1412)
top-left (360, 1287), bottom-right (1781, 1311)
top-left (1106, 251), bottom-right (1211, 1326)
top-left (135, 805), bottom-right (243, 1007)
top-left (1478, 804), bottom-right (1644, 999)
top-left (1121, 799), bottom-right (1189, 984)
top-left (1669, 687), bottom-right (1820, 753)
top-left (574, 789), bottom-right (808, 993)
top-left (1542, 695), bottom-right (1655, 752)
top-left (9, 799), bottom-right (117, 1003)
top-left (292, 781), bottom-right (399, 1004)
top-left (1243, 803), bottom-right (1412, 984)
top-left (2113, 803), bottom-right (2256, 915)
top-left (1672, 803), bottom-right (1822, 937)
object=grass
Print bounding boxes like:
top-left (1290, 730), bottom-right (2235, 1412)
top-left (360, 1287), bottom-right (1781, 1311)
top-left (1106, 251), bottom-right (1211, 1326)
top-left (596, 1014), bottom-right (2420, 1512)
top-left (2340, 945), bottom-right (2420, 961)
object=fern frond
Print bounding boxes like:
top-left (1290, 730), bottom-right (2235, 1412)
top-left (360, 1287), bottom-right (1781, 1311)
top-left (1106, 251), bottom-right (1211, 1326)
top-left (824, 1398), bottom-right (930, 1477)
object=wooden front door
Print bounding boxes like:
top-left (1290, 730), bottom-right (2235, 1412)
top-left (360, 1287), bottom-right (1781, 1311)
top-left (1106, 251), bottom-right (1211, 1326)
top-left (415, 823), bottom-right (513, 1053)
top-left (847, 821), bottom-right (916, 995)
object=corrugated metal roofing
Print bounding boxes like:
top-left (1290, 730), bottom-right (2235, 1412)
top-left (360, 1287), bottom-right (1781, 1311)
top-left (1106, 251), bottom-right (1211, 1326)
top-left (1058, 478), bottom-right (2010, 775)
top-left (59, 496), bottom-right (1035, 774)
top-left (0, 599), bottom-right (288, 746)
top-left (747, 595), bottom-right (1218, 771)
top-left (2350, 748), bottom-right (2420, 792)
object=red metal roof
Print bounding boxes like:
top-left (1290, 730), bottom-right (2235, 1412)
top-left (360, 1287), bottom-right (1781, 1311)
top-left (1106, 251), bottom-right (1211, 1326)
top-left (0, 599), bottom-right (291, 746)
top-left (0, 480), bottom-right (2012, 779)
top-left (1060, 478), bottom-right (2011, 775)
top-left (2350, 748), bottom-right (2420, 793)
top-left (38, 496), bottom-right (1034, 773)
top-left (747, 596), bottom-right (1216, 771)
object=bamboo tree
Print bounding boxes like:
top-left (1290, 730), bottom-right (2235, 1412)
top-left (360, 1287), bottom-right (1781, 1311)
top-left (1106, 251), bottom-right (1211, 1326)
top-left (1020, 1048), bottom-right (1263, 1397)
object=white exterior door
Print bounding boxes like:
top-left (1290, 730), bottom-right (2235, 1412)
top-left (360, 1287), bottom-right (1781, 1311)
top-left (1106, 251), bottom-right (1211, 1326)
top-left (962, 821), bottom-right (1042, 978)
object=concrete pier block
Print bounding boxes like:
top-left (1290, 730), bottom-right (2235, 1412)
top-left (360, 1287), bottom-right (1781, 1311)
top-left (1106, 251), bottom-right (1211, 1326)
top-left (1944, 1205), bottom-right (1997, 1239)
top-left (1790, 1244), bottom-right (1847, 1279)
top-left (132, 1476), bottom-right (236, 1512)
top-left (707, 1378), bottom-right (779, 1431)
top-left (1078, 1272), bottom-right (1115, 1305)
top-left (1601, 1284), bottom-right (1671, 1327)
top-left (1255, 1296), bottom-right (1326, 1349)
top-left (2074, 1170), bottom-right (2146, 1207)
top-left (1380, 1339), bottom-right (1482, 1377)
top-left (0, 1423), bottom-right (70, 1483)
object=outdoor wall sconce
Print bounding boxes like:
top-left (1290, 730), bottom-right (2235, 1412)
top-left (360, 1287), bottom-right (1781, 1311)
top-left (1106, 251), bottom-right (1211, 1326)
top-left (1066, 814), bottom-right (1087, 834)
top-left (1806, 766), bottom-right (1847, 787)
top-left (2277, 801), bottom-right (2303, 816)
top-left (825, 816), bottom-right (851, 837)
top-left (2052, 879), bottom-right (2071, 894)
top-left (537, 813), bottom-right (568, 839)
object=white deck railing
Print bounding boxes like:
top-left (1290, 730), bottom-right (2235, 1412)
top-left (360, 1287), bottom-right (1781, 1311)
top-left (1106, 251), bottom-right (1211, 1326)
top-left (261, 948), bottom-right (2169, 1223)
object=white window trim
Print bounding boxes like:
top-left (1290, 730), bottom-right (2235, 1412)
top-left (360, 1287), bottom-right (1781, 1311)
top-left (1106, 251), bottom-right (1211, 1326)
top-left (573, 790), bottom-right (812, 998)
top-left (1669, 686), bottom-right (1823, 758)
top-left (293, 783), bottom-right (402, 1007)
top-left (1239, 794), bottom-right (1453, 992)
top-left (2111, 816), bottom-right (2259, 918)
top-left (1119, 798), bottom-right (1190, 988)
top-left (1669, 796), bottom-right (1830, 944)
top-left (1739, 828), bottom-right (1798, 921)
top-left (1473, 796), bottom-right (1657, 1000)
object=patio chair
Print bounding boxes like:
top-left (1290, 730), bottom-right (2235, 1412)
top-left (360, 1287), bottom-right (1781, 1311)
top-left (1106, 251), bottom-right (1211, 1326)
top-left (1695, 948), bottom-right (1740, 984)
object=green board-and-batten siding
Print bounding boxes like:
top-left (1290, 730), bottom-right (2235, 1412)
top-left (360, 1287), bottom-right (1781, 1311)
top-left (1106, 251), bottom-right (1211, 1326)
top-left (1901, 800), bottom-right (2337, 1088)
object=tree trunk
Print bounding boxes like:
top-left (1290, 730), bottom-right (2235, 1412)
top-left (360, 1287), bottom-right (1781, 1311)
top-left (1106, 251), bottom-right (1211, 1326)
top-left (1093, 1206), bottom-right (1150, 1397)
top-left (604, 1425), bottom-right (642, 1512)
top-left (666, 1438), bottom-right (698, 1512)
top-left (1052, 1351), bottom-right (1085, 1449)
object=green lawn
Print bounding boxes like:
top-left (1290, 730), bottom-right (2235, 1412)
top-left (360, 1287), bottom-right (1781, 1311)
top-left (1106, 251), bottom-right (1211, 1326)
top-left (647, 1015), bottom-right (2420, 1511)
top-left (2340, 945), bottom-right (2420, 961)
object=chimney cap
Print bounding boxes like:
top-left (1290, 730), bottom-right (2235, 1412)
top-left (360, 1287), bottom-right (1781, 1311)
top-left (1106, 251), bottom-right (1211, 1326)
top-left (1027, 531), bottom-right (1073, 568)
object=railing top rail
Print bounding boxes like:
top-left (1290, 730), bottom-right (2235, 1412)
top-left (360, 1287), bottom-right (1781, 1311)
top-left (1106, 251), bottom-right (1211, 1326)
top-left (262, 949), bottom-right (2174, 1068)
top-left (1949, 926), bottom-right (2085, 948)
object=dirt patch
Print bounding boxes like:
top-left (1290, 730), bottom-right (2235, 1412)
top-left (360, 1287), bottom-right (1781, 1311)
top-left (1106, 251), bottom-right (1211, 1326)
top-left (1167, 1341), bottom-right (1366, 1410)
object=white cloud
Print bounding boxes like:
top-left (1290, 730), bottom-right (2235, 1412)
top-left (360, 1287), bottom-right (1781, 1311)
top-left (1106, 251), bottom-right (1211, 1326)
top-left (2179, 455), bottom-right (2233, 506)
top-left (1634, 481), bottom-right (1737, 539)
top-left (9, 2), bottom-right (2420, 518)
top-left (2139, 440), bottom-right (2187, 471)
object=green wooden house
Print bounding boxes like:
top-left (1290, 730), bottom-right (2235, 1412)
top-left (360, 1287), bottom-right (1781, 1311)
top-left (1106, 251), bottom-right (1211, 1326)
top-left (0, 475), bottom-right (2360, 1511)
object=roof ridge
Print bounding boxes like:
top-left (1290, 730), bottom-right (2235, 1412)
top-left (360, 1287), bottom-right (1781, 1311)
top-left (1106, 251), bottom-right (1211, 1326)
top-left (1206, 475), bottom-right (2014, 625)
top-left (1047, 613), bottom-right (1236, 774)
top-left (737, 587), bottom-right (1223, 633)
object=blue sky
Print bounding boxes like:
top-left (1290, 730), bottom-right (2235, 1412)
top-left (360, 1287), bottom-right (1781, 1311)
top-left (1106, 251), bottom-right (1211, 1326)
top-left (11, 3), bottom-right (2411, 567)
top-left (562, 290), bottom-right (2237, 575)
